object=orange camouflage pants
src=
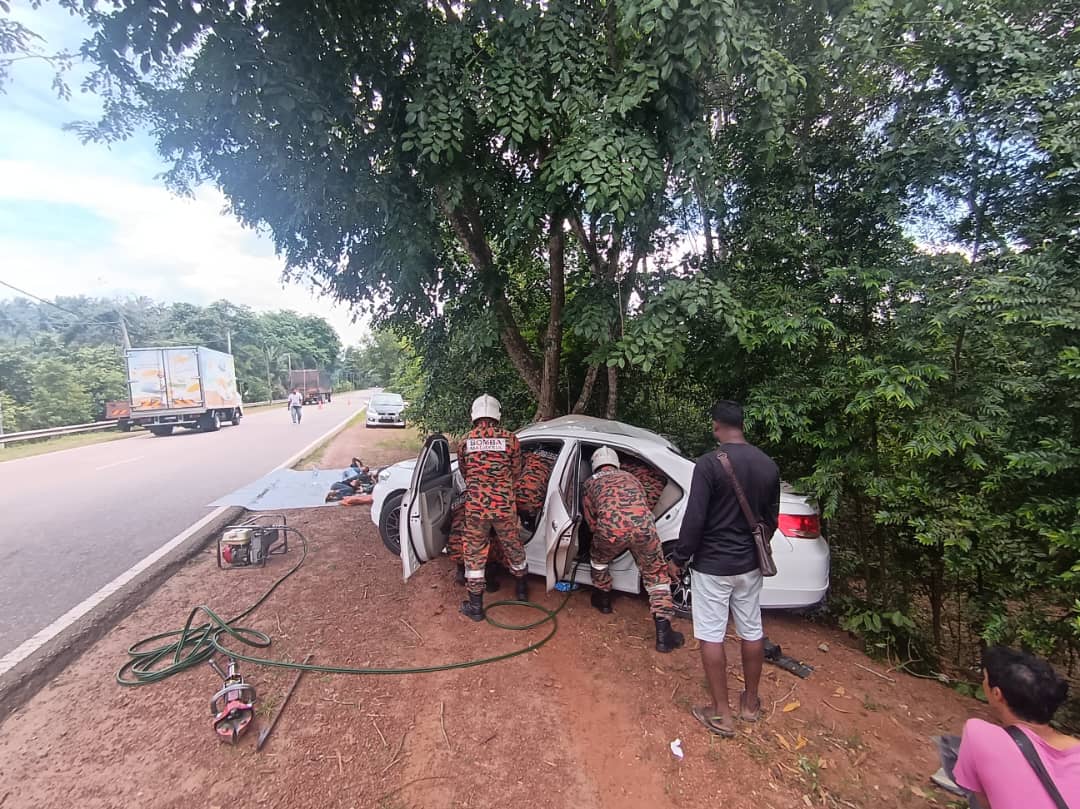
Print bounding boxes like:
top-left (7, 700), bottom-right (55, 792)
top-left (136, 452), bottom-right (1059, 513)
top-left (448, 505), bottom-right (506, 566)
top-left (590, 527), bottom-right (674, 619)
top-left (461, 506), bottom-right (526, 595)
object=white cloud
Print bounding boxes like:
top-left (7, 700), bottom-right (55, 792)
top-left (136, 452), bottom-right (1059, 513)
top-left (0, 5), bottom-right (370, 349)
top-left (0, 158), bottom-right (369, 344)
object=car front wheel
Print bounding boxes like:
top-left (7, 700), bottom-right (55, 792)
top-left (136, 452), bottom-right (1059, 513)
top-left (379, 491), bottom-right (405, 556)
top-left (662, 541), bottom-right (692, 619)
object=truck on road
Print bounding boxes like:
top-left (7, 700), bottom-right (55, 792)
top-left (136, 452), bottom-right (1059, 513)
top-left (126, 346), bottom-right (243, 437)
top-left (287, 369), bottom-right (332, 405)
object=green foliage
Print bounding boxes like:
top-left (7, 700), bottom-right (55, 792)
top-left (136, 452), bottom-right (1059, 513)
top-left (28, 358), bottom-right (94, 429)
top-left (342, 331), bottom-right (409, 389)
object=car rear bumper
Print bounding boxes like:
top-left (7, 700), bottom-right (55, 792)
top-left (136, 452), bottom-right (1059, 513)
top-left (760, 583), bottom-right (830, 610)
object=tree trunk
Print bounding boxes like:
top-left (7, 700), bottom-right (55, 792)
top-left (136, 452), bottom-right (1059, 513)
top-left (605, 366), bottom-right (618, 419)
top-left (536, 220), bottom-right (565, 421)
top-left (493, 293), bottom-right (543, 401)
top-left (572, 364), bottom-right (601, 414)
top-left (441, 187), bottom-right (550, 409)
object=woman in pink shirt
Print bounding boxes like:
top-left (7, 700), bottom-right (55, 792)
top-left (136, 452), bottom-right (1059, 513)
top-left (950, 646), bottom-right (1079, 809)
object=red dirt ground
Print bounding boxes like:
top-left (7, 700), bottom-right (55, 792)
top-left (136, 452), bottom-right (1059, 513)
top-left (0, 421), bottom-right (983, 809)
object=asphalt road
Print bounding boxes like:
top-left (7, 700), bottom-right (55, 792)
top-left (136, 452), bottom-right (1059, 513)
top-left (0, 393), bottom-right (374, 659)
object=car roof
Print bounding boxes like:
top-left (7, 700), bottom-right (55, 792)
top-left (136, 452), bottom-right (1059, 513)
top-left (372, 392), bottom-right (402, 400)
top-left (517, 415), bottom-right (678, 451)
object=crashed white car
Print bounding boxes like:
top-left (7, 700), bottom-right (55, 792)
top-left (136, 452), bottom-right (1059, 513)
top-left (371, 416), bottom-right (829, 613)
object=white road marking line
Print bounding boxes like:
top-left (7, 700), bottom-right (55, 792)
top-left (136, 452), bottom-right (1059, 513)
top-left (95, 456), bottom-right (143, 471)
top-left (0, 402), bottom-right (369, 678)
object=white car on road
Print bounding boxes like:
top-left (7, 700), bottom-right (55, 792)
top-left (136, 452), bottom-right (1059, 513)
top-left (365, 392), bottom-right (407, 428)
top-left (371, 416), bottom-right (829, 614)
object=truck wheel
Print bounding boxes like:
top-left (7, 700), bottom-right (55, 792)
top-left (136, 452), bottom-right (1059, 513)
top-left (118, 420), bottom-right (132, 433)
top-left (150, 426), bottom-right (174, 437)
top-left (201, 412), bottom-right (221, 432)
top-left (231, 408), bottom-right (242, 426)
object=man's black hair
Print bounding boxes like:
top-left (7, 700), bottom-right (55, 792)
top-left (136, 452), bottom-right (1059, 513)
top-left (983, 646), bottom-right (1069, 724)
top-left (710, 400), bottom-right (744, 429)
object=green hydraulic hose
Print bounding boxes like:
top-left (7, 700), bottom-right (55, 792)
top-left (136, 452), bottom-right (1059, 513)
top-left (117, 526), bottom-right (576, 686)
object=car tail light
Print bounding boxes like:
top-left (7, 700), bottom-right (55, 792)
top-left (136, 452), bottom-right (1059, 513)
top-left (778, 514), bottom-right (820, 538)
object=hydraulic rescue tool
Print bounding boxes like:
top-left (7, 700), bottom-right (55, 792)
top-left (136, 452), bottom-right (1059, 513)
top-left (208, 657), bottom-right (256, 743)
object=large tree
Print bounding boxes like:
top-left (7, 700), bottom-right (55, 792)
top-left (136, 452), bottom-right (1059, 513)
top-left (68, 0), bottom-right (806, 418)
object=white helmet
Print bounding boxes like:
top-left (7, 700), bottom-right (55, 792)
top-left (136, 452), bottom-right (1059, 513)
top-left (471, 394), bottom-right (502, 423)
top-left (591, 446), bottom-right (620, 472)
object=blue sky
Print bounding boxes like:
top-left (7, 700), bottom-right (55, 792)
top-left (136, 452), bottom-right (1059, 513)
top-left (0, 3), bottom-right (368, 345)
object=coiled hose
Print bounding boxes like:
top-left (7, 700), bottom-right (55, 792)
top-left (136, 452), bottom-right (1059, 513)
top-left (117, 526), bottom-right (574, 685)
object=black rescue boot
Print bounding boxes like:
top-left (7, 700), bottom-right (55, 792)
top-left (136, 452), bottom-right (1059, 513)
top-left (454, 564), bottom-right (467, 586)
top-left (514, 575), bottom-right (529, 602)
top-left (485, 565), bottom-right (501, 593)
top-left (654, 616), bottom-right (685, 653)
top-left (460, 591), bottom-right (485, 622)
top-left (591, 588), bottom-right (613, 614)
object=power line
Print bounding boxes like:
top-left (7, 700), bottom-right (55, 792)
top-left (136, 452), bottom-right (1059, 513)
top-left (0, 278), bottom-right (122, 326)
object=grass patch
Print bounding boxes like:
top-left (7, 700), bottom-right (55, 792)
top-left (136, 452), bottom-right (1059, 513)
top-left (292, 408), bottom-right (367, 469)
top-left (376, 430), bottom-right (423, 454)
top-left (0, 430), bottom-right (138, 463)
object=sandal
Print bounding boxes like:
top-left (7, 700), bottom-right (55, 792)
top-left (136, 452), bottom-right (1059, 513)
top-left (691, 705), bottom-right (736, 738)
top-left (739, 691), bottom-right (762, 723)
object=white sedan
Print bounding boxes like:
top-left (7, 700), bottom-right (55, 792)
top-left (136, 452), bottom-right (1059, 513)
top-left (366, 392), bottom-right (407, 428)
top-left (371, 415), bottom-right (829, 614)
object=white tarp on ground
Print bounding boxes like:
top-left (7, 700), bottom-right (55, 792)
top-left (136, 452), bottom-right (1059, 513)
top-left (210, 469), bottom-right (351, 510)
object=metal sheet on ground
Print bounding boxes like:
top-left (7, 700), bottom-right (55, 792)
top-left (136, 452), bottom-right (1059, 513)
top-left (210, 469), bottom-right (353, 510)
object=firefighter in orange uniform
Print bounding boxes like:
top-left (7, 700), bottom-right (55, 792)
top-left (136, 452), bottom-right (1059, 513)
top-left (517, 445), bottom-right (559, 523)
top-left (457, 395), bottom-right (528, 620)
top-left (582, 446), bottom-right (685, 652)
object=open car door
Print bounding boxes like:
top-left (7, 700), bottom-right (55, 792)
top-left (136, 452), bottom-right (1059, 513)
top-left (543, 442), bottom-right (581, 591)
top-left (400, 434), bottom-right (454, 581)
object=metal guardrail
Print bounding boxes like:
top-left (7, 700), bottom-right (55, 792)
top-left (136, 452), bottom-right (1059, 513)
top-left (0, 397), bottom-right (303, 447)
top-left (0, 420), bottom-right (120, 446)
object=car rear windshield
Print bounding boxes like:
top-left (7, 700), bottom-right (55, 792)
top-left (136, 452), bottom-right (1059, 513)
top-left (373, 394), bottom-right (403, 405)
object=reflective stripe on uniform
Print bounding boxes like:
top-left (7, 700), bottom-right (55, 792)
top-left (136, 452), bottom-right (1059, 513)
top-left (464, 569), bottom-right (486, 579)
top-left (646, 583), bottom-right (671, 594)
top-left (590, 561), bottom-right (609, 571)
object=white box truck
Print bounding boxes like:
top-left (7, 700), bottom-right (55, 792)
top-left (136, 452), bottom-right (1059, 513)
top-left (126, 346), bottom-right (243, 437)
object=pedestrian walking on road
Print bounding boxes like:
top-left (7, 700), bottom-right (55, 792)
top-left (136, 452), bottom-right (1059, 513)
top-left (457, 394), bottom-right (527, 621)
top-left (582, 446), bottom-right (684, 653)
top-left (288, 389), bottom-right (303, 424)
top-left (668, 400), bottom-right (780, 738)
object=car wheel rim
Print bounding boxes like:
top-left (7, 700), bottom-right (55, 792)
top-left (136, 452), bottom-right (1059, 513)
top-left (671, 568), bottom-right (692, 613)
top-left (663, 543), bottom-right (692, 613)
top-left (385, 509), bottom-right (400, 550)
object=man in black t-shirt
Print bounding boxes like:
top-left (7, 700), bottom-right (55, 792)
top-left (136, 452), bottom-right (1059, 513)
top-left (668, 400), bottom-right (780, 738)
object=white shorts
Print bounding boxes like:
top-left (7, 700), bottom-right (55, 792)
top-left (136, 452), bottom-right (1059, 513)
top-left (691, 569), bottom-right (764, 642)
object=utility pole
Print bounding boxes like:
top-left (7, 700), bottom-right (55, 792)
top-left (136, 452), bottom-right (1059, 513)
top-left (0, 395), bottom-right (5, 450)
top-left (264, 346), bottom-right (273, 401)
top-left (226, 329), bottom-right (232, 354)
top-left (118, 313), bottom-right (132, 351)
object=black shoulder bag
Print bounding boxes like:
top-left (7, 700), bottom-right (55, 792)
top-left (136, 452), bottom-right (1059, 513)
top-left (717, 451), bottom-right (778, 577)
top-left (1005, 726), bottom-right (1072, 809)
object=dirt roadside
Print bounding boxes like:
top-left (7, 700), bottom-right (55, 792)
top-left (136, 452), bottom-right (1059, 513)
top-left (0, 421), bottom-right (983, 809)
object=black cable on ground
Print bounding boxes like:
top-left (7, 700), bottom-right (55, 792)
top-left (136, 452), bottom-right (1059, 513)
top-left (117, 527), bottom-right (576, 686)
